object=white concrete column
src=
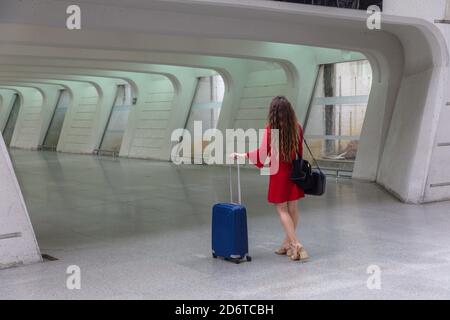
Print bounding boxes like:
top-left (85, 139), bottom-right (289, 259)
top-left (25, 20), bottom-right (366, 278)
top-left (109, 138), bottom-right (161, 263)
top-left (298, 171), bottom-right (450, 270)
top-left (216, 62), bottom-right (251, 132)
top-left (0, 84), bottom-right (63, 150)
top-left (56, 83), bottom-right (85, 153)
top-left (380, 0), bottom-right (450, 202)
top-left (353, 81), bottom-right (390, 181)
top-left (0, 89), bottom-right (17, 132)
top-left (160, 71), bottom-right (199, 161)
top-left (286, 58), bottom-right (320, 125)
top-left (120, 74), bottom-right (177, 160)
top-left (58, 80), bottom-right (122, 154)
top-left (0, 133), bottom-right (41, 269)
top-left (121, 71), bottom-right (200, 161)
top-left (8, 87), bottom-right (43, 149)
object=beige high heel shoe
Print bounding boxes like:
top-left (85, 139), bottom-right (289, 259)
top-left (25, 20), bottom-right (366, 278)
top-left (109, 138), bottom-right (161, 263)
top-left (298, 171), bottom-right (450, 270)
top-left (298, 246), bottom-right (309, 261)
top-left (290, 243), bottom-right (309, 261)
top-left (274, 245), bottom-right (290, 255)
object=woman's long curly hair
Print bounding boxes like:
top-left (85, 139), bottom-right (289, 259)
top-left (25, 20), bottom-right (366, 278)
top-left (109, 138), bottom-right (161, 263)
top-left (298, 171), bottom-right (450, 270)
top-left (268, 96), bottom-right (299, 162)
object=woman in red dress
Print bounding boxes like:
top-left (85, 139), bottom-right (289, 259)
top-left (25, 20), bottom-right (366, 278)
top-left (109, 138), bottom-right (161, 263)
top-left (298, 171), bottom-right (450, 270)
top-left (231, 96), bottom-right (308, 261)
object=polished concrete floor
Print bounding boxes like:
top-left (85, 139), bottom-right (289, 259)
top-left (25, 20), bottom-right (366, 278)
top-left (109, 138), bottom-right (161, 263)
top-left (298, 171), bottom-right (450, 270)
top-left (1, 149), bottom-right (450, 299)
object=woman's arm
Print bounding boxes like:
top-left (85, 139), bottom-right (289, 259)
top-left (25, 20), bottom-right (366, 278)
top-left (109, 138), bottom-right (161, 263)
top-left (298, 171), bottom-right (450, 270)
top-left (246, 126), bottom-right (270, 169)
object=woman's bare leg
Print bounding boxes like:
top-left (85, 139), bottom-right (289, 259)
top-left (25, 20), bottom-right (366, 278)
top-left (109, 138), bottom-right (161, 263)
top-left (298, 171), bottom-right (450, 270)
top-left (279, 201), bottom-right (299, 248)
top-left (287, 200), bottom-right (309, 260)
top-left (275, 203), bottom-right (298, 246)
top-left (287, 200), bottom-right (299, 237)
top-left (287, 201), bottom-right (299, 226)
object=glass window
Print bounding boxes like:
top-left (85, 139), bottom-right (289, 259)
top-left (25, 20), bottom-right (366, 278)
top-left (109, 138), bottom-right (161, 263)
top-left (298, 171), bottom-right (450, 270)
top-left (2, 94), bottom-right (20, 147)
top-left (42, 89), bottom-right (70, 150)
top-left (177, 75), bottom-right (225, 164)
top-left (304, 60), bottom-right (372, 176)
top-left (99, 84), bottom-right (134, 154)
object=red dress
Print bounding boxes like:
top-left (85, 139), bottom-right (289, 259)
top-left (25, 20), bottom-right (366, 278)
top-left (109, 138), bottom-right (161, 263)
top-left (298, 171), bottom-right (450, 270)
top-left (246, 124), bottom-right (305, 204)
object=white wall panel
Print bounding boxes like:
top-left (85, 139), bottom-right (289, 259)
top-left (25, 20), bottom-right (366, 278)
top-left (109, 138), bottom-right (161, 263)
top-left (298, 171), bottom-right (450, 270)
top-left (233, 68), bottom-right (288, 130)
top-left (61, 86), bottom-right (98, 153)
top-left (10, 90), bottom-right (43, 149)
top-left (128, 79), bottom-right (174, 158)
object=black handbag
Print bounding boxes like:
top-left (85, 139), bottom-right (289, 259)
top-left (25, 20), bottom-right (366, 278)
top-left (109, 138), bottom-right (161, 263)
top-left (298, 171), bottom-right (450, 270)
top-left (291, 139), bottom-right (326, 196)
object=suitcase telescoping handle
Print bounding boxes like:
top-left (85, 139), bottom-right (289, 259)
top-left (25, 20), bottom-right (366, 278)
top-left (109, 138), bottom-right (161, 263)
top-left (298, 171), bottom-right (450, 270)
top-left (228, 162), bottom-right (242, 205)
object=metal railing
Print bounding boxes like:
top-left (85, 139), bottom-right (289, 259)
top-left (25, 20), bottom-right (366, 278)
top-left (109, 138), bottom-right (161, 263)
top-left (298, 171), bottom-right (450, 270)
top-left (315, 158), bottom-right (354, 178)
top-left (93, 149), bottom-right (119, 159)
top-left (274, 0), bottom-right (383, 10)
top-left (37, 145), bottom-right (57, 152)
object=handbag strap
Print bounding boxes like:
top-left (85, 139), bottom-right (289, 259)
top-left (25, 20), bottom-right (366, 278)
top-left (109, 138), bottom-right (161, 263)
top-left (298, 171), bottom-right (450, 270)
top-left (302, 138), bottom-right (323, 174)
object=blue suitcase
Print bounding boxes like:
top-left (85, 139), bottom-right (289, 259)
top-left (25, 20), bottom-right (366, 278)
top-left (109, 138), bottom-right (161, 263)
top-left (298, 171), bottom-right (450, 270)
top-left (212, 164), bottom-right (251, 264)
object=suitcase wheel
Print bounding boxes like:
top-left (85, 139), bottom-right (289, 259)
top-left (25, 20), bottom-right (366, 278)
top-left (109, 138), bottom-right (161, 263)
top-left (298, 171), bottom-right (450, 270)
top-left (212, 253), bottom-right (217, 259)
top-left (246, 256), bottom-right (252, 262)
top-left (224, 257), bottom-right (241, 264)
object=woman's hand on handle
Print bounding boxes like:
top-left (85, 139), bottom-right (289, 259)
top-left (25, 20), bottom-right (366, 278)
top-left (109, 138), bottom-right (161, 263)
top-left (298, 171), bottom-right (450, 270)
top-left (229, 153), bottom-right (246, 160)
